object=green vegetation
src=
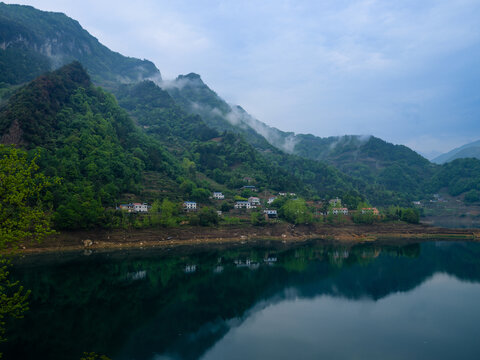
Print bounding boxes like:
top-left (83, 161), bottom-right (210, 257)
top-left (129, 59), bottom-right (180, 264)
top-left (429, 158), bottom-right (480, 196)
top-left (0, 3), bottom-right (159, 86)
top-left (1, 2), bottom-right (479, 232)
top-left (0, 145), bottom-right (54, 246)
top-left (0, 145), bottom-right (55, 351)
top-left (384, 206), bottom-right (420, 224)
top-left (280, 199), bottom-right (313, 224)
top-left (0, 63), bottom-right (183, 229)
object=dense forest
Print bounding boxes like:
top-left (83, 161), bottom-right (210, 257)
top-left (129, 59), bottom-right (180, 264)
top-left (1, 3), bottom-right (480, 232)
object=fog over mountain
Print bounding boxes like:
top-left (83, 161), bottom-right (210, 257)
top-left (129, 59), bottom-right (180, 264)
top-left (5, 0), bottom-right (480, 156)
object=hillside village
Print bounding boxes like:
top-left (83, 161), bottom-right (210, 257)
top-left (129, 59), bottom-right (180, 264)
top-left (115, 180), bottom-right (398, 227)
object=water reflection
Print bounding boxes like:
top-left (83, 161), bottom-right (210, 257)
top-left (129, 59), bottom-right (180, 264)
top-left (2, 240), bottom-right (480, 360)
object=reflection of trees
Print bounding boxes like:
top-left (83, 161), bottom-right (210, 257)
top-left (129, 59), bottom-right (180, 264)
top-left (3, 241), bottom-right (480, 359)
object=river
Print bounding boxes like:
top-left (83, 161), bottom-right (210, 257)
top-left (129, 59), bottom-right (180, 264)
top-left (2, 239), bottom-right (480, 359)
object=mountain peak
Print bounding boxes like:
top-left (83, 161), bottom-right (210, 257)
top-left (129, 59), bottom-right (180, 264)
top-left (175, 73), bottom-right (205, 86)
top-left (0, 62), bottom-right (92, 147)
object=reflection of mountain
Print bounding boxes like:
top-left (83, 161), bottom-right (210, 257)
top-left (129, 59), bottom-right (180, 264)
top-left (4, 241), bottom-right (480, 360)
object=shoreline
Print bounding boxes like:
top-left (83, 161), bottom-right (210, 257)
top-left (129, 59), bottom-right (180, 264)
top-left (12, 222), bottom-right (480, 255)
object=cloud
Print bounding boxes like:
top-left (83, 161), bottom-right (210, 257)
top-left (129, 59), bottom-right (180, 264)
top-left (6, 0), bottom-right (480, 154)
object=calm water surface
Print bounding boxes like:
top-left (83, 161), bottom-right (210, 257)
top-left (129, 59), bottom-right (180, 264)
top-left (3, 240), bottom-right (480, 359)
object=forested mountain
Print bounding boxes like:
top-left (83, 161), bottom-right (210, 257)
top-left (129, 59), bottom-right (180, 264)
top-left (1, 2), bottom-right (479, 233)
top-left (432, 139), bottom-right (480, 164)
top-left (0, 64), bottom-right (371, 229)
top-left (113, 80), bottom-right (367, 203)
top-left (0, 2), bottom-right (159, 86)
top-left (165, 73), bottom-right (435, 198)
top-left (0, 62), bottom-right (180, 228)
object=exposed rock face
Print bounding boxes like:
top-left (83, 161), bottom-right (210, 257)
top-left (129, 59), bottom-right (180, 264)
top-left (0, 119), bottom-right (24, 146)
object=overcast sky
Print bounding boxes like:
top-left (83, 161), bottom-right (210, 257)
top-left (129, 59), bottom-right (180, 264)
top-left (8, 0), bottom-right (480, 158)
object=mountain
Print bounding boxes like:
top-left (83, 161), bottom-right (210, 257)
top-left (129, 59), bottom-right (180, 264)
top-left (165, 73), bottom-right (435, 197)
top-left (0, 2), bottom-right (435, 203)
top-left (0, 62), bottom-right (181, 229)
top-left (0, 2), bottom-right (160, 86)
top-left (114, 80), bottom-right (368, 203)
top-left (432, 139), bottom-right (480, 164)
top-left (0, 64), bottom-right (373, 230)
top-left (2, 2), bottom-right (479, 228)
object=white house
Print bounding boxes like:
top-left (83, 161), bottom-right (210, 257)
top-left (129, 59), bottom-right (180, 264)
top-left (267, 196), bottom-right (277, 204)
top-left (133, 203), bottom-right (149, 213)
top-left (183, 201), bottom-right (197, 211)
top-left (331, 207), bottom-right (348, 215)
top-left (263, 209), bottom-right (278, 218)
top-left (119, 203), bottom-right (148, 213)
top-left (234, 201), bottom-right (251, 209)
top-left (248, 197), bottom-right (261, 206)
top-left (213, 192), bottom-right (225, 200)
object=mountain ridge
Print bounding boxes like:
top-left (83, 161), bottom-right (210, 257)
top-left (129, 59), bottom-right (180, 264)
top-left (1, 2), bottom-right (480, 227)
top-left (432, 139), bottom-right (480, 164)
top-left (0, 2), bottom-right (160, 86)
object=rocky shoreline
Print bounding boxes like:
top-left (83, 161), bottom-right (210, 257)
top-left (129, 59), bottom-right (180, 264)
top-left (13, 222), bottom-right (480, 254)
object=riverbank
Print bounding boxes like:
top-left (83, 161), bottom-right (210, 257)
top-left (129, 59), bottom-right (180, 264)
top-left (13, 222), bottom-right (480, 254)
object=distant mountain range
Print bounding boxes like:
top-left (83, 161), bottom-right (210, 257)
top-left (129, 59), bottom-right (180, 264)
top-left (432, 140), bottom-right (480, 164)
top-left (1, 2), bottom-right (480, 229)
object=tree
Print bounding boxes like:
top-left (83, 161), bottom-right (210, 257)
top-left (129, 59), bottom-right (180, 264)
top-left (160, 199), bottom-right (178, 227)
top-left (197, 207), bottom-right (219, 226)
top-left (280, 199), bottom-right (313, 224)
top-left (251, 211), bottom-right (266, 226)
top-left (0, 145), bottom-right (54, 247)
top-left (0, 145), bottom-right (54, 348)
top-left (401, 208), bottom-right (420, 224)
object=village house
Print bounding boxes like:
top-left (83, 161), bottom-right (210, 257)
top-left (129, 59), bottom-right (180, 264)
top-left (118, 203), bottom-right (149, 213)
top-left (248, 196), bottom-right (261, 206)
top-left (267, 196), bottom-right (277, 204)
top-left (361, 207), bottom-right (379, 215)
top-left (118, 203), bottom-right (134, 212)
top-left (241, 185), bottom-right (257, 192)
top-left (331, 207), bottom-right (349, 215)
top-left (263, 209), bottom-right (278, 218)
top-left (183, 201), bottom-right (197, 211)
top-left (234, 201), bottom-right (252, 209)
top-left (278, 192), bottom-right (296, 197)
top-left (133, 203), bottom-right (149, 213)
top-left (212, 192), bottom-right (225, 200)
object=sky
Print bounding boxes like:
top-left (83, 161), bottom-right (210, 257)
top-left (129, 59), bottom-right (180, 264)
top-left (7, 0), bottom-right (480, 158)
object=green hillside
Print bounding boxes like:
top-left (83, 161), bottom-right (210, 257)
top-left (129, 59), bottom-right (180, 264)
top-left (0, 3), bottom-right (160, 86)
top-left (0, 63), bottom-right (180, 229)
top-left (1, 3), bottom-right (480, 233)
top-left (114, 80), bottom-right (366, 203)
top-left (164, 73), bottom-right (435, 198)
